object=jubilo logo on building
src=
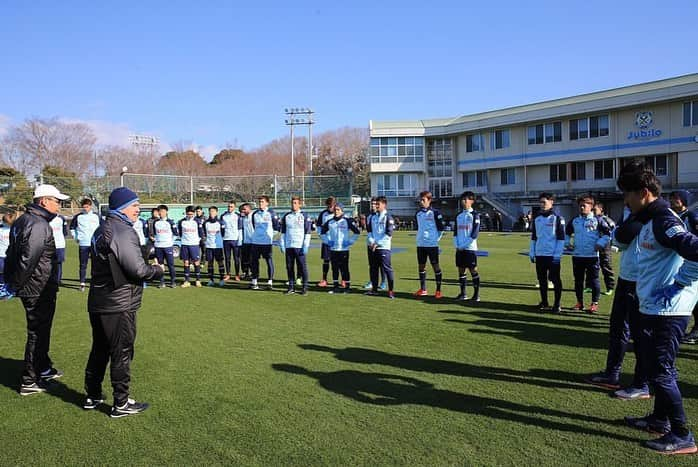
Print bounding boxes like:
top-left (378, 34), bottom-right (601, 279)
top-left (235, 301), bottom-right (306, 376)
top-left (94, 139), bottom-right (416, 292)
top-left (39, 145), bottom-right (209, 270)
top-left (628, 111), bottom-right (662, 140)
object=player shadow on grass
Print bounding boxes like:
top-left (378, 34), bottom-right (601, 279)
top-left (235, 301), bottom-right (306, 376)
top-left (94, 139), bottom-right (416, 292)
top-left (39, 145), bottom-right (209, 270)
top-left (272, 363), bottom-right (637, 442)
top-left (0, 356), bottom-right (96, 411)
top-left (460, 310), bottom-right (610, 329)
top-left (297, 344), bottom-right (602, 393)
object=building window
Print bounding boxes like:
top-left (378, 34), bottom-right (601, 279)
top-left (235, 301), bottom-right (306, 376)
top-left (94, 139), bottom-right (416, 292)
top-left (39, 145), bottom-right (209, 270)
top-left (644, 154), bottom-right (668, 176)
top-left (427, 138), bottom-right (453, 178)
top-left (370, 137), bottom-right (424, 164)
top-left (593, 159), bottom-right (614, 180)
top-left (376, 173), bottom-right (420, 197)
top-left (528, 122), bottom-right (561, 144)
top-left (463, 170), bottom-right (487, 187)
top-left (570, 114), bottom-right (609, 140)
top-left (490, 129), bottom-right (510, 150)
top-left (571, 161), bottom-right (586, 181)
top-left (466, 133), bottom-right (483, 152)
top-left (428, 179), bottom-right (452, 198)
top-left (549, 164), bottom-right (567, 182)
top-left (500, 168), bottom-right (516, 185)
top-left (684, 101), bottom-right (698, 127)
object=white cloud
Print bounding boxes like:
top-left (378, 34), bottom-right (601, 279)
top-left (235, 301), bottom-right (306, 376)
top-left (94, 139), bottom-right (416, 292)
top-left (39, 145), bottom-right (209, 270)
top-left (60, 117), bottom-right (220, 161)
top-left (60, 117), bottom-right (138, 147)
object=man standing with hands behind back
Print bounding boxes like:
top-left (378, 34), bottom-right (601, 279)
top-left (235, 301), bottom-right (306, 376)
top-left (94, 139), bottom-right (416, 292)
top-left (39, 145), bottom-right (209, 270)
top-left (4, 184), bottom-right (70, 396)
top-left (84, 187), bottom-right (164, 418)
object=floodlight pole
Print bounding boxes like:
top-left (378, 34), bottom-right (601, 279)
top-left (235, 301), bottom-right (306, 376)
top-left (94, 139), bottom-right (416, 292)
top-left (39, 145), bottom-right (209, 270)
top-left (290, 123), bottom-right (295, 179)
top-left (284, 108), bottom-right (315, 183)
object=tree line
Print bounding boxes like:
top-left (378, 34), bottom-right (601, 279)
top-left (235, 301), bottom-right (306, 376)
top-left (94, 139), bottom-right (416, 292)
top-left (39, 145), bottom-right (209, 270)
top-left (0, 117), bottom-right (370, 206)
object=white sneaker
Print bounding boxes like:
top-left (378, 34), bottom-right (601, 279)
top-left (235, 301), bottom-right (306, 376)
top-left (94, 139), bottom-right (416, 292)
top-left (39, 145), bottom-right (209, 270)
top-left (614, 387), bottom-right (651, 400)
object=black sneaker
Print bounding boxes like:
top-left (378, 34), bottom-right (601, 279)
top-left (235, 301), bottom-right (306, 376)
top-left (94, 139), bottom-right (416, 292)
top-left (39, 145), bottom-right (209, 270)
top-left (455, 293), bottom-right (467, 301)
top-left (624, 414), bottom-right (671, 435)
top-left (110, 399), bottom-right (149, 418)
top-left (551, 306), bottom-right (562, 314)
top-left (682, 327), bottom-right (698, 345)
top-left (40, 367), bottom-right (63, 381)
top-left (284, 289), bottom-right (295, 295)
top-left (299, 289), bottom-right (308, 296)
top-left (328, 287), bottom-right (340, 294)
top-left (19, 381), bottom-right (48, 396)
top-left (83, 395), bottom-right (105, 410)
top-left (468, 295), bottom-right (481, 303)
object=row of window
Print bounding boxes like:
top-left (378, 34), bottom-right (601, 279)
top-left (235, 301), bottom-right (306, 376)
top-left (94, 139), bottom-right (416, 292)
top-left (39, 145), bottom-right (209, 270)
top-left (370, 137), bottom-right (425, 164)
top-left (465, 113), bottom-right (611, 152)
top-left (377, 154), bottom-right (670, 197)
top-left (459, 155), bottom-right (669, 188)
top-left (375, 173), bottom-right (421, 197)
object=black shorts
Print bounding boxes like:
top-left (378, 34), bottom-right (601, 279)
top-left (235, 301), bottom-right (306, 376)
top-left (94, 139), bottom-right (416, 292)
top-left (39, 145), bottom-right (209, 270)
top-left (417, 246), bottom-right (440, 265)
top-left (321, 243), bottom-right (332, 261)
top-left (456, 250), bottom-right (477, 269)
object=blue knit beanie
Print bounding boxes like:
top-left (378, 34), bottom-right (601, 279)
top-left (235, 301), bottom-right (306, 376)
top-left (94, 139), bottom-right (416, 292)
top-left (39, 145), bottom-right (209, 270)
top-left (670, 190), bottom-right (691, 207)
top-left (109, 187), bottom-right (139, 211)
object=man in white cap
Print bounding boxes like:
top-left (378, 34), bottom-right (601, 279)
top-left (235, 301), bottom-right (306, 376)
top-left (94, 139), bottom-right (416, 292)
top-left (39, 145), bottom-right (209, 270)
top-left (4, 184), bottom-right (70, 396)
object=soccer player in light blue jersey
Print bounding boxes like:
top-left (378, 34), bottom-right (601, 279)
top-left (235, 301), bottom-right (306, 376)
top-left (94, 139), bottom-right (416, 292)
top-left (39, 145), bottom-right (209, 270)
top-left (280, 196), bottom-right (313, 295)
top-left (619, 163), bottom-right (698, 455)
top-left (365, 196), bottom-right (395, 299)
top-left (203, 206), bottom-right (225, 286)
top-left (239, 203), bottom-right (254, 280)
top-left (316, 196), bottom-right (336, 287)
top-left (453, 191), bottom-right (481, 302)
top-left (220, 201), bottom-right (243, 282)
top-left (249, 195), bottom-right (280, 290)
top-left (530, 193), bottom-right (565, 313)
top-left (151, 204), bottom-right (178, 288)
top-left (178, 205), bottom-right (204, 288)
top-left (364, 197), bottom-right (386, 291)
top-left (414, 191), bottom-right (445, 299)
top-left (70, 198), bottom-right (101, 291)
top-left (320, 203), bottom-right (360, 294)
top-left (565, 195), bottom-right (612, 314)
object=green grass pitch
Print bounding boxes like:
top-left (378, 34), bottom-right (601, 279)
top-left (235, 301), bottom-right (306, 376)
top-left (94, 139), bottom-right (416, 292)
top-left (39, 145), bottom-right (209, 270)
top-left (1, 232), bottom-right (696, 465)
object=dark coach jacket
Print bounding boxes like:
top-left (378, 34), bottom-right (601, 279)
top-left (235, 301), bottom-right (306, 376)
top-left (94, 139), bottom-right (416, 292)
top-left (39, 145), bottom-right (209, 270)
top-left (4, 203), bottom-right (57, 297)
top-left (88, 212), bottom-right (163, 314)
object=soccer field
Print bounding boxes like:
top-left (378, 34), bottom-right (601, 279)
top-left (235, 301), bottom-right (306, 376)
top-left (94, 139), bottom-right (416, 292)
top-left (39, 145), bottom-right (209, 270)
top-left (1, 232), bottom-right (696, 466)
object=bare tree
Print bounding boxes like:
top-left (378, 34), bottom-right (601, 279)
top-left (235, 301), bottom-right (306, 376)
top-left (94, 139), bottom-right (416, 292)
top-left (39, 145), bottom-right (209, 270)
top-left (4, 117), bottom-right (97, 176)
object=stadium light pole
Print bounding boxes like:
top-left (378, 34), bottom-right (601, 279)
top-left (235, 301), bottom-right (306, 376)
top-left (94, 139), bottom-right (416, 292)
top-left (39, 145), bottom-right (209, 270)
top-left (284, 108), bottom-right (315, 180)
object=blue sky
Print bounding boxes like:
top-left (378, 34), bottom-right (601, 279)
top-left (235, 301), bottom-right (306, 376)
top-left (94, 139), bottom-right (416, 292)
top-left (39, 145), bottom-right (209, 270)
top-left (1, 1), bottom-right (696, 158)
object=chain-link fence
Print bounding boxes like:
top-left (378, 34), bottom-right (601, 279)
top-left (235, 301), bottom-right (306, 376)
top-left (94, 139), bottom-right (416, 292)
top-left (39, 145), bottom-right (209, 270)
top-left (1, 173), bottom-right (353, 213)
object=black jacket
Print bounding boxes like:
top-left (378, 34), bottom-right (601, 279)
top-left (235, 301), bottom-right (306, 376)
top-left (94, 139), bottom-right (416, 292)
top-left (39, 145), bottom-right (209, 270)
top-left (4, 203), bottom-right (58, 297)
top-left (88, 213), bottom-right (163, 314)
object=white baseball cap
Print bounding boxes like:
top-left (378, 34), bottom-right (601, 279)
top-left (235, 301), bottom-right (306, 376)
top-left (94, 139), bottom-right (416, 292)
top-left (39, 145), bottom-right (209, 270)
top-left (33, 184), bottom-right (70, 200)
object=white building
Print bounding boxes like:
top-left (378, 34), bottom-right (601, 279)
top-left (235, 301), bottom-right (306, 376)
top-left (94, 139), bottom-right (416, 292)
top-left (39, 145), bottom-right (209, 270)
top-left (369, 74), bottom-right (698, 224)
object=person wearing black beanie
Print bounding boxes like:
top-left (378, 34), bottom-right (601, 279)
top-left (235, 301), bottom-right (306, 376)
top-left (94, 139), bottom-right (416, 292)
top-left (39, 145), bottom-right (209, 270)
top-left (84, 186), bottom-right (165, 418)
